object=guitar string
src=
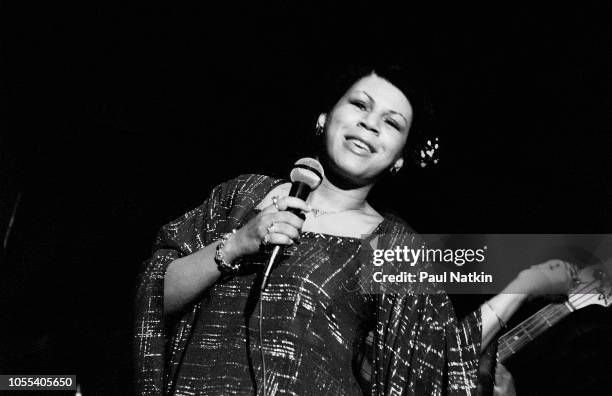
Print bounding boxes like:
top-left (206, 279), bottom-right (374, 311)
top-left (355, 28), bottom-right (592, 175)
top-left (500, 278), bottom-right (600, 340)
top-left (498, 305), bottom-right (568, 361)
top-left (498, 300), bottom-right (594, 361)
top-left (497, 304), bottom-right (569, 361)
top-left (498, 279), bottom-right (599, 355)
top-left (497, 279), bottom-right (601, 360)
top-left (497, 280), bottom-right (601, 360)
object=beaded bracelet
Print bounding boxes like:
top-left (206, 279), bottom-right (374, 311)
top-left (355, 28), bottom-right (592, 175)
top-left (214, 229), bottom-right (239, 273)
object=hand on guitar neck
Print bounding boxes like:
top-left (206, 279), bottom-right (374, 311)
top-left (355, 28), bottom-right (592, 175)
top-left (484, 261), bottom-right (612, 396)
top-left (511, 260), bottom-right (579, 296)
top-left (478, 260), bottom-right (577, 396)
top-left (482, 259), bottom-right (579, 349)
top-left (498, 261), bottom-right (612, 363)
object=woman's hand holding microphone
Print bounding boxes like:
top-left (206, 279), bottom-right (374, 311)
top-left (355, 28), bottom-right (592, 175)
top-left (222, 196), bottom-right (311, 264)
top-left (164, 195), bottom-right (311, 314)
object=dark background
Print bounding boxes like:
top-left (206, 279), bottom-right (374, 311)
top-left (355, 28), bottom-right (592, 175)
top-left (2, 2), bottom-right (611, 395)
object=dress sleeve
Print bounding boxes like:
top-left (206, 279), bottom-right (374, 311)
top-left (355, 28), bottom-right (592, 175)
top-left (371, 293), bottom-right (481, 396)
top-left (133, 180), bottom-right (233, 396)
top-left (133, 174), bottom-right (279, 396)
top-left (370, 223), bottom-right (482, 396)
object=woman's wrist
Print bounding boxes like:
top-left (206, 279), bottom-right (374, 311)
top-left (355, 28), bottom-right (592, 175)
top-left (484, 277), bottom-right (531, 327)
top-left (220, 230), bottom-right (242, 265)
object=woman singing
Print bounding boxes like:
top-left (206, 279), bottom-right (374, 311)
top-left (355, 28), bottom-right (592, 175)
top-left (135, 65), bottom-right (575, 395)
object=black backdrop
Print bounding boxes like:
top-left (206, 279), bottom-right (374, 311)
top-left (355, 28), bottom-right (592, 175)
top-left (2, 2), bottom-right (612, 395)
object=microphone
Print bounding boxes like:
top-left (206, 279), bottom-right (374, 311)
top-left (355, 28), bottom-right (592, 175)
top-left (261, 157), bottom-right (324, 289)
top-left (286, 157), bottom-right (325, 219)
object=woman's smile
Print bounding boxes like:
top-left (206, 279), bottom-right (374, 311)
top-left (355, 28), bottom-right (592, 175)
top-left (344, 135), bottom-right (375, 155)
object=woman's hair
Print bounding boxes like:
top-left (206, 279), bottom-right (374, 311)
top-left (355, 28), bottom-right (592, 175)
top-left (314, 63), bottom-right (436, 168)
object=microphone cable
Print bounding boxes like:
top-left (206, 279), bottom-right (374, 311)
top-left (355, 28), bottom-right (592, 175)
top-left (255, 157), bottom-right (323, 395)
top-left (259, 245), bottom-right (280, 396)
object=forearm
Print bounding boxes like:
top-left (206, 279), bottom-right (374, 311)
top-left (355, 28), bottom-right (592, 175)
top-left (481, 278), bottom-right (529, 349)
top-left (163, 241), bottom-right (223, 315)
top-left (163, 234), bottom-right (243, 315)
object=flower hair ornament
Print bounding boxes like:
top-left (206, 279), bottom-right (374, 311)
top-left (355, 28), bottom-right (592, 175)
top-left (418, 137), bottom-right (440, 168)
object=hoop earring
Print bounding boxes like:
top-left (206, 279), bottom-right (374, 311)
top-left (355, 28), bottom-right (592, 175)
top-left (390, 166), bottom-right (400, 175)
top-left (315, 123), bottom-right (324, 136)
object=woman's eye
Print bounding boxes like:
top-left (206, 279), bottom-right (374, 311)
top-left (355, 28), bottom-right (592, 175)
top-left (386, 119), bottom-right (400, 130)
top-left (351, 100), bottom-right (367, 110)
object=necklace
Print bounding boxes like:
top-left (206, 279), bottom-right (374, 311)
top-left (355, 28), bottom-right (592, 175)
top-left (308, 207), bottom-right (365, 218)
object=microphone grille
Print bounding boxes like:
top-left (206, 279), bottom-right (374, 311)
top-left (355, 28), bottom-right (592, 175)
top-left (290, 157), bottom-right (324, 189)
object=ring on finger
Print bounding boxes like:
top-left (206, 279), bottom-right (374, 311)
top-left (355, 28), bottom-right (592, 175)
top-left (272, 196), bottom-right (280, 211)
top-left (266, 222), bottom-right (275, 234)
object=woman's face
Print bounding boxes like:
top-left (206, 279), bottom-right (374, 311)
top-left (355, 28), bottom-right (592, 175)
top-left (320, 73), bottom-right (413, 186)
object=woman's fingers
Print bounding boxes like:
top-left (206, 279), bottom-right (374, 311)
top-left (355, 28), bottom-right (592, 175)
top-left (256, 196), bottom-right (309, 247)
top-left (271, 211), bottom-right (305, 230)
top-left (262, 232), bottom-right (295, 246)
top-left (259, 218), bottom-right (301, 244)
top-left (269, 221), bottom-right (301, 241)
top-left (261, 196), bottom-right (311, 214)
top-left (259, 211), bottom-right (304, 231)
top-left (278, 196), bottom-right (311, 212)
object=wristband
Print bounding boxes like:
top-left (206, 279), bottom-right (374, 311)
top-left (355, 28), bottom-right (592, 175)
top-left (214, 229), bottom-right (239, 273)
